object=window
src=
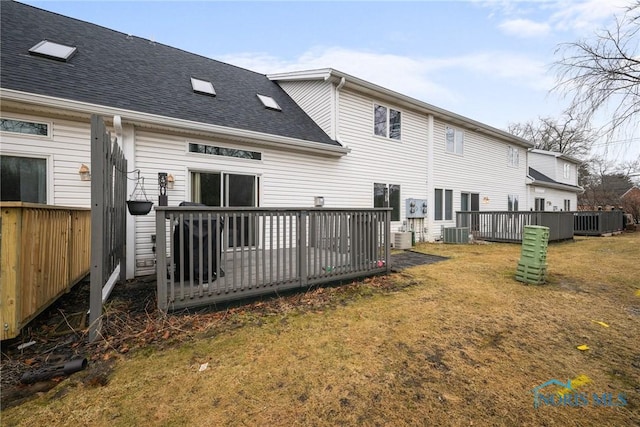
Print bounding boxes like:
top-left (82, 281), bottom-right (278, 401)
top-left (190, 77), bottom-right (216, 96)
top-left (0, 118), bottom-right (48, 136)
top-left (434, 188), bottom-right (453, 221)
top-left (508, 146), bottom-right (519, 167)
top-left (257, 94), bottom-right (281, 111)
top-left (189, 143), bottom-right (262, 160)
top-left (535, 198), bottom-right (545, 211)
top-left (191, 172), bottom-right (260, 247)
top-left (373, 104), bottom-right (401, 140)
top-left (445, 126), bottom-right (464, 155)
top-left (563, 163), bottom-right (571, 179)
top-left (374, 183), bottom-right (400, 221)
top-left (29, 40), bottom-right (77, 62)
top-left (434, 189), bottom-right (443, 221)
top-left (508, 195), bottom-right (519, 211)
top-left (564, 199), bottom-right (571, 211)
top-left (0, 155), bottom-right (47, 203)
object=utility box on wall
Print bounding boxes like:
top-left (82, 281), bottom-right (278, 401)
top-left (405, 198), bottom-right (427, 219)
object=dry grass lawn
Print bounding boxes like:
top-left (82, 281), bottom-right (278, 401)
top-left (2, 233), bottom-right (639, 426)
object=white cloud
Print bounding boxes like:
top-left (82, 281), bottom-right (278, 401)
top-left (218, 47), bottom-right (552, 107)
top-left (498, 18), bottom-right (551, 38)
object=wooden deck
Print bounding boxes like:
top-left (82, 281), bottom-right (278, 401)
top-left (156, 207), bottom-right (391, 311)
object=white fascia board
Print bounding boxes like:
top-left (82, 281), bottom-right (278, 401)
top-left (527, 180), bottom-right (584, 194)
top-left (529, 149), bottom-right (583, 165)
top-left (269, 68), bottom-right (534, 149)
top-left (1, 89), bottom-right (350, 158)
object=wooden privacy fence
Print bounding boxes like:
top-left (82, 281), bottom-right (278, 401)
top-left (456, 211), bottom-right (575, 243)
top-left (89, 115), bottom-right (127, 341)
top-left (574, 211), bottom-right (624, 236)
top-left (0, 203), bottom-right (91, 340)
top-left (155, 207), bottom-right (391, 311)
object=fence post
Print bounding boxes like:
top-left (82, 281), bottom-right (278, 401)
top-left (89, 115), bottom-right (106, 342)
top-left (156, 208), bottom-right (168, 311)
top-left (298, 211), bottom-right (308, 287)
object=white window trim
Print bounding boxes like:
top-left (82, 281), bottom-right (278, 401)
top-left (508, 146), bottom-right (520, 168)
top-left (184, 141), bottom-right (264, 163)
top-left (372, 103), bottom-right (402, 141)
top-left (0, 117), bottom-right (52, 139)
top-left (0, 150), bottom-right (54, 205)
top-left (445, 125), bottom-right (464, 155)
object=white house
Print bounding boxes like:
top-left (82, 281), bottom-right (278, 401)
top-left (269, 69), bottom-right (533, 241)
top-left (527, 149), bottom-right (584, 211)
top-left (2, 1), bottom-right (540, 279)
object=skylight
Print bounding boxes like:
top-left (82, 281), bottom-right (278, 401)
top-left (257, 94), bottom-right (281, 111)
top-left (191, 77), bottom-right (216, 96)
top-left (28, 40), bottom-right (77, 62)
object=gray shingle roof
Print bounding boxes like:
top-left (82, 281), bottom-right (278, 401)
top-left (1, 1), bottom-right (339, 147)
top-left (529, 167), bottom-right (582, 191)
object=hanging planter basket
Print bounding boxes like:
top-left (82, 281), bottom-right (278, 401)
top-left (126, 200), bottom-right (153, 215)
top-left (127, 171), bottom-right (153, 216)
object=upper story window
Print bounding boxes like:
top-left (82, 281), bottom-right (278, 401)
top-left (257, 94), bottom-right (281, 111)
top-left (29, 40), bottom-right (77, 62)
top-left (191, 77), bottom-right (216, 96)
top-left (508, 146), bottom-right (519, 167)
top-left (188, 143), bottom-right (262, 161)
top-left (445, 126), bottom-right (464, 155)
top-left (373, 104), bottom-right (401, 140)
top-left (563, 163), bottom-right (571, 179)
top-left (0, 118), bottom-right (49, 137)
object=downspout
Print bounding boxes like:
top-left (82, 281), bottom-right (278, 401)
top-left (334, 77), bottom-right (346, 144)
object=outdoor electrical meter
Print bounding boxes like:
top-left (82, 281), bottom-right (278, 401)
top-left (405, 198), bottom-right (427, 218)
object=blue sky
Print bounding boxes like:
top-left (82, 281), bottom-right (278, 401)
top-left (19, 0), bottom-right (639, 163)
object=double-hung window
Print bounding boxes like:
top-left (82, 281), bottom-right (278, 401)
top-left (508, 146), bottom-right (519, 167)
top-left (535, 198), bottom-right (545, 211)
top-left (373, 104), bottom-right (401, 140)
top-left (508, 195), bottom-right (519, 211)
top-left (434, 188), bottom-right (453, 221)
top-left (563, 163), bottom-right (571, 179)
top-left (445, 126), bottom-right (464, 155)
top-left (374, 183), bottom-right (400, 221)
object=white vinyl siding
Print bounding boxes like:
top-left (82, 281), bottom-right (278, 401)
top-left (0, 112), bottom-right (91, 207)
top-left (277, 80), bottom-right (333, 137)
top-left (430, 120), bottom-right (527, 240)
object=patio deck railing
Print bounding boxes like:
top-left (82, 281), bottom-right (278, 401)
top-left (0, 202), bottom-right (91, 340)
top-left (573, 211), bottom-right (624, 236)
top-left (455, 211), bottom-right (575, 243)
top-left (155, 207), bottom-right (391, 311)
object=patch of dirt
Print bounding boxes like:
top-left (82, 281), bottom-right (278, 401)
top-left (1, 269), bottom-right (424, 409)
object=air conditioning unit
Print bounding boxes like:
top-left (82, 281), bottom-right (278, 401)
top-left (443, 227), bottom-right (469, 244)
top-left (392, 232), bottom-right (412, 249)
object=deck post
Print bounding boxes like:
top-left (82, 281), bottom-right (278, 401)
top-left (298, 211), bottom-right (308, 287)
top-left (385, 210), bottom-right (391, 274)
top-left (156, 208), bottom-right (168, 311)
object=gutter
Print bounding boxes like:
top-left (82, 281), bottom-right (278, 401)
top-left (1, 89), bottom-right (350, 158)
top-left (526, 178), bottom-right (584, 194)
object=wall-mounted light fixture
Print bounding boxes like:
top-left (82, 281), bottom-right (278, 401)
top-left (79, 164), bottom-right (91, 181)
top-left (167, 174), bottom-right (175, 190)
top-left (314, 196), bottom-right (325, 207)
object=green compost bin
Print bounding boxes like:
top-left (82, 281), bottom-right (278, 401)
top-left (516, 225), bottom-right (549, 285)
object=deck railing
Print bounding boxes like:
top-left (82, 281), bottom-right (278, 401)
top-left (573, 211), bottom-right (624, 236)
top-left (155, 207), bottom-right (391, 311)
top-left (0, 202), bottom-right (91, 340)
top-left (455, 211), bottom-right (574, 243)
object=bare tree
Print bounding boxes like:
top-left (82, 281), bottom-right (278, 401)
top-left (507, 112), bottom-right (595, 157)
top-left (553, 2), bottom-right (640, 139)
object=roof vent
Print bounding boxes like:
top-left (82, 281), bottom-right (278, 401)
top-left (257, 94), bottom-right (281, 111)
top-left (29, 40), bottom-right (77, 62)
top-left (191, 77), bottom-right (216, 96)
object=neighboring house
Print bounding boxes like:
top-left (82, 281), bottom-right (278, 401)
top-left (1, 1), bottom-right (536, 278)
top-left (269, 69), bottom-right (533, 241)
top-left (621, 186), bottom-right (640, 223)
top-left (527, 149), bottom-right (583, 212)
